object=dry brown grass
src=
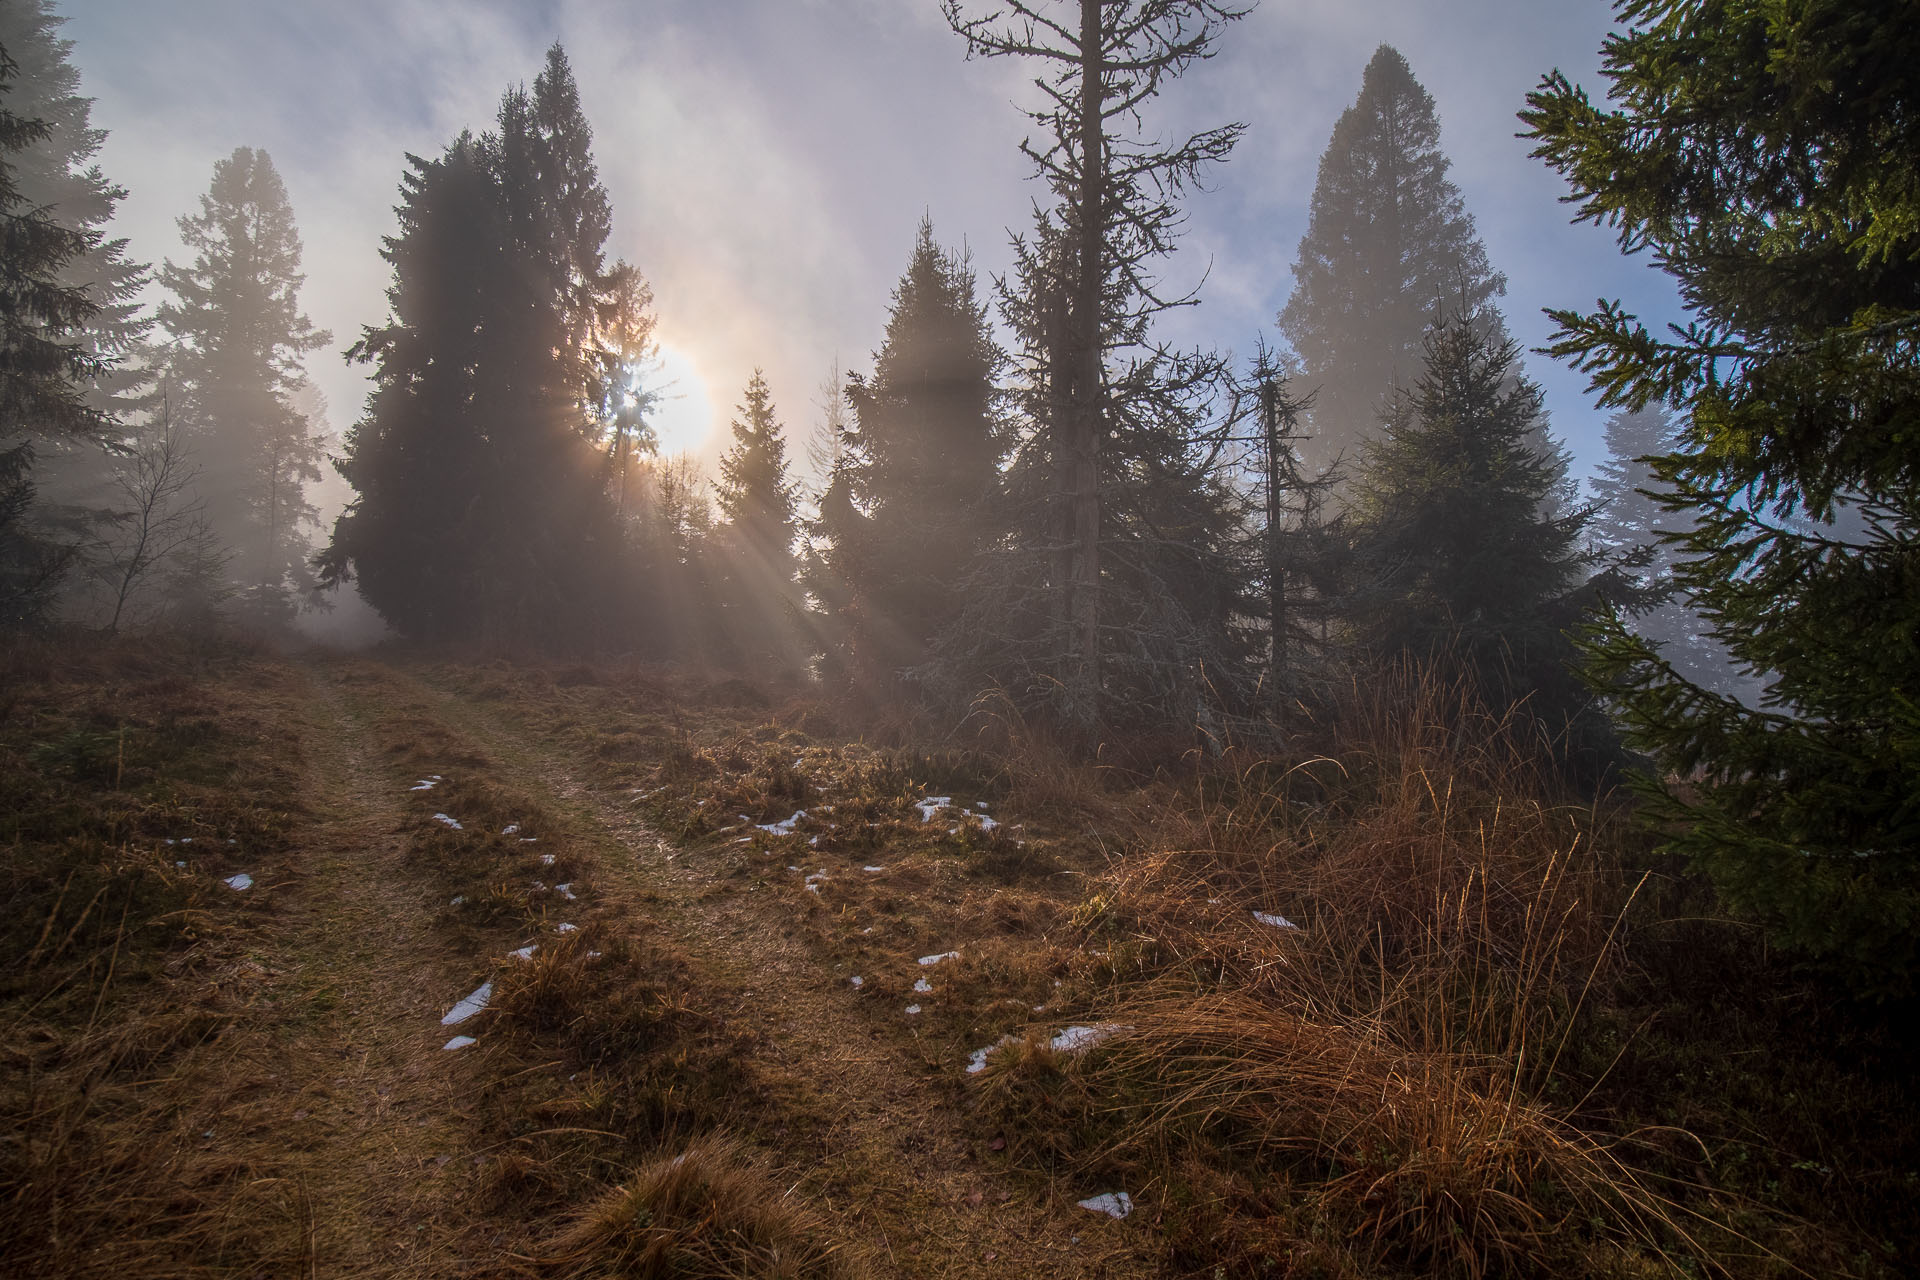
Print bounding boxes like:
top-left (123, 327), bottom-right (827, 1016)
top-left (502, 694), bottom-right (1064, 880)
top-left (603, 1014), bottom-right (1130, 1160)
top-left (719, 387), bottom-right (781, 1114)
top-left (538, 1134), bottom-right (867, 1279)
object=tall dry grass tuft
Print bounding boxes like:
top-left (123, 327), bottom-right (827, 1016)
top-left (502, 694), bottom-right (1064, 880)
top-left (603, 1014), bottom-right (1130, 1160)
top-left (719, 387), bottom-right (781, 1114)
top-left (539, 1134), bottom-right (866, 1279)
top-left (1024, 664), bottom-right (1753, 1275)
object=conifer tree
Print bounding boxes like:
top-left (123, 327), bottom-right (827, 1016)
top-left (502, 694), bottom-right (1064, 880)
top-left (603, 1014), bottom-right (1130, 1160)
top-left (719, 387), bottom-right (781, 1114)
top-left (1280, 45), bottom-right (1508, 477)
top-left (713, 370), bottom-right (800, 667)
top-left (941, 0), bottom-right (1255, 739)
top-left (324, 46), bottom-right (652, 654)
top-left (1525, 0), bottom-right (1920, 993)
top-left (0, 45), bottom-right (107, 625)
top-left (1346, 319), bottom-right (1589, 708)
top-left (0, 0), bottom-right (151, 432)
top-left (157, 146), bottom-right (329, 617)
top-left (815, 218), bottom-right (1002, 689)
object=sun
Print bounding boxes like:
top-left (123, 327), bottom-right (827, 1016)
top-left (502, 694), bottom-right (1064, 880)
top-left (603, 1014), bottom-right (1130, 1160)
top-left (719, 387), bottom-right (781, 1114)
top-left (638, 342), bottom-right (715, 457)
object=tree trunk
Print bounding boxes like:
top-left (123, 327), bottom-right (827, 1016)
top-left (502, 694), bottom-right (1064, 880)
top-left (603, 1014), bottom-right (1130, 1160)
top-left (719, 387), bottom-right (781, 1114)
top-left (1064, 0), bottom-right (1104, 736)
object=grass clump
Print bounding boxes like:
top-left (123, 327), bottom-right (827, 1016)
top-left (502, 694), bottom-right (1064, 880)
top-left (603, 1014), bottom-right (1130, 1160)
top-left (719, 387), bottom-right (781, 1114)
top-left (541, 1135), bottom-right (866, 1279)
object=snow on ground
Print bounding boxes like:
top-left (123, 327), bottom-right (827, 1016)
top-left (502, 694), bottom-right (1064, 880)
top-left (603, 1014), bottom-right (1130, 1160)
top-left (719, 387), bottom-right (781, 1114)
top-left (966, 1035), bottom-right (1018, 1074)
top-left (1077, 1191), bottom-right (1133, 1219)
top-left (918, 950), bottom-right (960, 966)
top-left (863, 865), bottom-right (884, 872)
top-left (449, 895), bottom-right (466, 906)
top-left (409, 778), bottom-right (438, 791)
top-left (440, 981), bottom-right (492, 1026)
top-left (556, 922), bottom-right (578, 933)
top-left (905, 1004), bottom-right (921, 1014)
top-left (510, 946), bottom-right (536, 961)
top-left (913, 977), bottom-right (933, 994)
top-left (432, 813), bottom-right (463, 830)
top-left (1253, 911), bottom-right (1300, 930)
top-left (539, 853), bottom-right (556, 866)
top-left (442, 1035), bottom-right (476, 1051)
top-left (914, 796), bottom-right (953, 822)
top-left (849, 975), bottom-right (863, 988)
top-left (501, 823), bottom-right (519, 835)
top-left (223, 872), bottom-right (253, 891)
top-left (555, 883), bottom-right (576, 900)
top-left (757, 810), bottom-right (806, 834)
top-left (1049, 1024), bottom-right (1122, 1054)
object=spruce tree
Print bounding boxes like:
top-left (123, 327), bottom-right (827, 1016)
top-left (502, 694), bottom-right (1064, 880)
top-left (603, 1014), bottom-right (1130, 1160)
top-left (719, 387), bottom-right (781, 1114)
top-left (0, 44), bottom-right (107, 625)
top-left (818, 217), bottom-right (1002, 689)
top-left (157, 146), bottom-right (330, 617)
top-left (713, 370), bottom-right (800, 668)
top-left (1524, 0), bottom-right (1920, 993)
top-left (1280, 45), bottom-right (1508, 478)
top-left (941, 0), bottom-right (1256, 739)
top-left (324, 46), bottom-right (652, 654)
top-left (0, 0), bottom-right (151, 431)
top-left (1346, 319), bottom-right (1589, 708)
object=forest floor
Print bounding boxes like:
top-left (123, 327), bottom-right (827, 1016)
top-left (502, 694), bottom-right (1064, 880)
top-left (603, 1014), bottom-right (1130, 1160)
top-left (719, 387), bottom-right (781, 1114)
top-left (4, 641), bottom-right (1916, 1279)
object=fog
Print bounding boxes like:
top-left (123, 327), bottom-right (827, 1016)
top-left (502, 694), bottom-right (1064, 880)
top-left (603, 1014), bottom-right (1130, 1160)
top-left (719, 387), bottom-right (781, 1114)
top-left (65, 0), bottom-right (1681, 500)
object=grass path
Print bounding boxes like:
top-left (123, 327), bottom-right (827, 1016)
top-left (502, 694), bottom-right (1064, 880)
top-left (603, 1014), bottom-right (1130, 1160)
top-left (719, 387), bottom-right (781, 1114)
top-left (402, 662), bottom-right (1159, 1280)
top-left (173, 661), bottom-right (497, 1277)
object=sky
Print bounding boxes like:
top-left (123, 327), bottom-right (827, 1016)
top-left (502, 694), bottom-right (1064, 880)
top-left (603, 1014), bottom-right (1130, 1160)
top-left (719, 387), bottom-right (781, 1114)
top-left (60, 0), bottom-right (1684, 510)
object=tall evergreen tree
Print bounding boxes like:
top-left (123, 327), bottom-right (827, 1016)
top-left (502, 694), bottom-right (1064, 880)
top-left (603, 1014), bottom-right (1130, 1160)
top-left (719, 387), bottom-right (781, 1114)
top-left (1525, 0), bottom-right (1920, 993)
top-left (813, 218), bottom-right (1002, 690)
top-left (1280, 45), bottom-right (1508, 478)
top-left (1346, 319), bottom-right (1589, 708)
top-left (157, 146), bottom-right (329, 616)
top-left (713, 370), bottom-right (800, 667)
top-left (0, 43), bottom-right (107, 625)
top-left (940, 0), bottom-right (1256, 739)
top-left (324, 47), bottom-right (652, 654)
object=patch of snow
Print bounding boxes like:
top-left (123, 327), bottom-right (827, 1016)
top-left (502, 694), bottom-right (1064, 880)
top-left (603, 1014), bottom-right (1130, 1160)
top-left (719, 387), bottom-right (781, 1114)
top-left (1076, 1191), bottom-right (1133, 1219)
top-left (805, 872), bottom-right (828, 884)
top-left (556, 922), bottom-right (578, 933)
top-left (787, 865), bottom-right (802, 872)
top-left (905, 1004), bottom-right (921, 1015)
top-left (539, 853), bottom-right (555, 866)
top-left (501, 823), bottom-right (519, 835)
top-left (915, 796), bottom-right (953, 822)
top-left (862, 865), bottom-right (884, 873)
top-left (1252, 911), bottom-right (1300, 931)
top-left (174, 860), bottom-right (186, 868)
top-left (510, 946), bottom-right (536, 961)
top-left (966, 1035), bottom-right (1018, 1074)
top-left (440, 981), bottom-right (492, 1026)
top-left (223, 873), bottom-right (253, 891)
top-left (432, 813), bottom-right (463, 830)
top-left (975, 814), bottom-right (999, 833)
top-left (849, 975), bottom-right (863, 989)
top-left (976, 801), bottom-right (989, 811)
top-left (808, 835), bottom-right (819, 847)
top-left (918, 950), bottom-right (960, 966)
top-left (519, 837), bottom-right (537, 843)
top-left (804, 883), bottom-right (822, 894)
top-left (442, 1035), bottom-right (476, 1051)
top-left (449, 895), bottom-right (466, 906)
top-left (409, 779), bottom-right (437, 791)
top-left (913, 977), bottom-right (934, 994)
top-left (180, 837), bottom-right (193, 844)
top-left (757, 810), bottom-right (806, 835)
top-left (556, 883), bottom-right (577, 900)
top-left (1049, 1024), bottom-right (1122, 1054)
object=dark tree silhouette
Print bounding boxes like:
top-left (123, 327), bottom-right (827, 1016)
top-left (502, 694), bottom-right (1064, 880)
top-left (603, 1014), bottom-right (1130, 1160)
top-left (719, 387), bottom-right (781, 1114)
top-left (1280, 45), bottom-right (1508, 479)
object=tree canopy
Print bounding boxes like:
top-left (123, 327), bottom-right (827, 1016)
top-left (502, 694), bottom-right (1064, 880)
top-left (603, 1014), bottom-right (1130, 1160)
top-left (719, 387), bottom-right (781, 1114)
top-left (1525, 0), bottom-right (1920, 994)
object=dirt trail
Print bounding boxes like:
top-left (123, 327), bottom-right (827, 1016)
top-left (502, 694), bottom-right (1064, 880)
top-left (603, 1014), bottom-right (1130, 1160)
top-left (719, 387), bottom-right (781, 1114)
top-left (404, 667), bottom-right (1159, 1280)
top-left (188, 663), bottom-right (489, 1277)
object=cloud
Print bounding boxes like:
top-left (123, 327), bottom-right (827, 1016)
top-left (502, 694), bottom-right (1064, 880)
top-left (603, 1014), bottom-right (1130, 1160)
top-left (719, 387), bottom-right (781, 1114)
top-left (64, 0), bottom-right (1678, 503)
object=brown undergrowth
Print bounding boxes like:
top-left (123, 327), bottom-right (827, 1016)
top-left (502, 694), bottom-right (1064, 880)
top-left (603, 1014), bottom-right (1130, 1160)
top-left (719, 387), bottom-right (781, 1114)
top-left (0, 635), bottom-right (317, 1277)
top-left (454, 656), bottom-right (1917, 1279)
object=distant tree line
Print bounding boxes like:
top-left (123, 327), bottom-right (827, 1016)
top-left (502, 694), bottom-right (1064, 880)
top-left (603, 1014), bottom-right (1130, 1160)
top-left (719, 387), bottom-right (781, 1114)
top-left (5, 2), bottom-right (1915, 992)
